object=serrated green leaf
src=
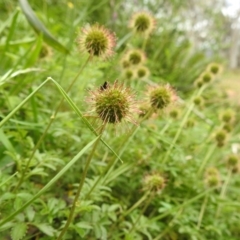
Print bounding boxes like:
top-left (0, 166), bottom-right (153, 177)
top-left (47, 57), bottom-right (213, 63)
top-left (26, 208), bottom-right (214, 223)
top-left (11, 222), bottom-right (27, 240)
top-left (73, 226), bottom-right (87, 237)
top-left (26, 206), bottom-right (35, 222)
top-left (73, 222), bottom-right (92, 237)
top-left (19, 0), bottom-right (69, 54)
top-left (34, 223), bottom-right (55, 236)
top-left (75, 222), bottom-right (93, 229)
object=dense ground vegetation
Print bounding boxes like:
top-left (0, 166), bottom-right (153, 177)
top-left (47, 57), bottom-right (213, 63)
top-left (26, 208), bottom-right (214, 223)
top-left (0, 1), bottom-right (240, 239)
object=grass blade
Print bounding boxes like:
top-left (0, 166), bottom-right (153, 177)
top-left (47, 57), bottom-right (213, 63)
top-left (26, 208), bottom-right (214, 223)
top-left (19, 0), bottom-right (69, 54)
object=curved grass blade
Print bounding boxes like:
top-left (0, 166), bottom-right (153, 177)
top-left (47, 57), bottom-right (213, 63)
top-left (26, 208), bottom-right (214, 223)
top-left (19, 0), bottom-right (69, 54)
top-left (0, 68), bottom-right (44, 87)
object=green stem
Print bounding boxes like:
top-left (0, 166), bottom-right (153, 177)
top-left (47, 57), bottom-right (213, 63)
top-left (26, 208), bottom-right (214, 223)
top-left (116, 107), bottom-right (153, 155)
top-left (197, 144), bottom-right (216, 176)
top-left (160, 119), bottom-right (172, 135)
top-left (142, 36), bottom-right (148, 51)
top-left (153, 208), bottom-right (183, 240)
top-left (85, 109), bottom-right (154, 200)
top-left (151, 187), bottom-right (216, 222)
top-left (161, 102), bottom-right (194, 164)
top-left (162, 85), bottom-right (206, 164)
top-left (197, 193), bottom-right (209, 229)
top-left (128, 192), bottom-right (155, 234)
top-left (57, 124), bottom-right (105, 240)
top-left (215, 169), bottom-right (232, 217)
top-left (123, 191), bottom-right (150, 218)
top-left (84, 128), bottom-right (138, 199)
top-left (14, 56), bottom-right (91, 192)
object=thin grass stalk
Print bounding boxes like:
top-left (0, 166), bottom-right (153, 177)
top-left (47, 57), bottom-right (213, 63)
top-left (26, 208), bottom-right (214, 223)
top-left (123, 191), bottom-right (150, 218)
top-left (197, 144), bottom-right (216, 176)
top-left (128, 192), bottom-right (155, 234)
top-left (113, 193), bottom-right (154, 239)
top-left (162, 85), bottom-right (206, 164)
top-left (215, 168), bottom-right (232, 217)
top-left (85, 109), bottom-right (154, 199)
top-left (197, 193), bottom-right (209, 229)
top-left (160, 119), bottom-right (172, 135)
top-left (151, 187), bottom-right (216, 222)
top-left (153, 208), bottom-right (184, 240)
top-left (142, 36), bottom-right (148, 51)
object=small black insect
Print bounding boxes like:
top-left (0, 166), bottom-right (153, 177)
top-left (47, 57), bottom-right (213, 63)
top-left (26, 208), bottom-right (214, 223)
top-left (100, 81), bottom-right (109, 91)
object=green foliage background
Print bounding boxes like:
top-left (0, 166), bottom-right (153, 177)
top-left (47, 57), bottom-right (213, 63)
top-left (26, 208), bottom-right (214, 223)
top-left (0, 0), bottom-right (239, 240)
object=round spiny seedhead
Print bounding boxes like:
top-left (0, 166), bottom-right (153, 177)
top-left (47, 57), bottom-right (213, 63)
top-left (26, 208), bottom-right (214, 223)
top-left (126, 49), bottom-right (146, 65)
top-left (193, 96), bottom-right (204, 106)
top-left (205, 167), bottom-right (220, 188)
top-left (206, 167), bottom-right (219, 176)
top-left (143, 173), bottom-right (165, 193)
top-left (206, 175), bottom-right (221, 187)
top-left (210, 65), bottom-right (219, 74)
top-left (88, 81), bottom-right (139, 125)
top-left (201, 72), bottom-right (213, 83)
top-left (124, 69), bottom-right (134, 80)
top-left (207, 63), bottom-right (222, 75)
top-left (136, 66), bottom-right (150, 79)
top-left (186, 118), bottom-right (195, 128)
top-left (227, 154), bottom-right (239, 168)
top-left (214, 129), bottom-right (227, 144)
top-left (169, 108), bottom-right (180, 119)
top-left (77, 24), bottom-right (116, 60)
top-left (148, 84), bottom-right (177, 110)
top-left (222, 123), bottom-right (233, 133)
top-left (129, 11), bottom-right (156, 35)
top-left (232, 163), bottom-right (240, 174)
top-left (217, 141), bottom-right (225, 148)
top-left (121, 59), bottom-right (131, 69)
top-left (220, 109), bottom-right (235, 123)
top-left (194, 78), bottom-right (204, 88)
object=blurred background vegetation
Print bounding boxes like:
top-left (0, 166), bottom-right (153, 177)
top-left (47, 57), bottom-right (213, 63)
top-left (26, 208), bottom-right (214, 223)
top-left (1, 0), bottom-right (240, 87)
top-left (0, 0), bottom-right (240, 239)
